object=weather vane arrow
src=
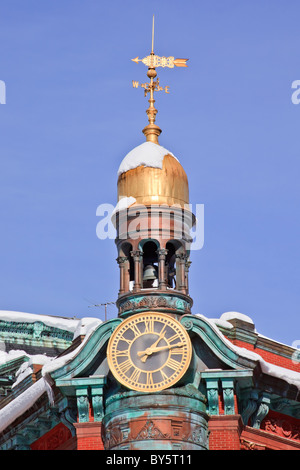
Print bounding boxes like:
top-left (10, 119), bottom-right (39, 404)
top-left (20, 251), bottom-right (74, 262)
top-left (131, 15), bottom-right (188, 144)
top-left (132, 56), bottom-right (188, 68)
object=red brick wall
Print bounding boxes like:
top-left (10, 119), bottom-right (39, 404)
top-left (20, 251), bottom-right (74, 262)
top-left (208, 415), bottom-right (242, 450)
top-left (74, 422), bottom-right (104, 450)
top-left (228, 338), bottom-right (300, 372)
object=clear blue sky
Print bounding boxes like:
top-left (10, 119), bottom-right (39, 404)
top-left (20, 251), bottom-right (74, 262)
top-left (0, 0), bottom-right (299, 346)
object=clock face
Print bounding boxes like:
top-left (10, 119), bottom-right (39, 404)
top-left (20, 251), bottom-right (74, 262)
top-left (107, 312), bottom-right (192, 392)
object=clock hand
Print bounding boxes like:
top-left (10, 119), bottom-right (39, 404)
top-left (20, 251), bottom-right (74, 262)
top-left (137, 328), bottom-right (166, 363)
top-left (138, 342), bottom-right (185, 362)
top-left (149, 327), bottom-right (166, 349)
top-left (138, 327), bottom-right (167, 356)
top-left (145, 342), bottom-right (185, 354)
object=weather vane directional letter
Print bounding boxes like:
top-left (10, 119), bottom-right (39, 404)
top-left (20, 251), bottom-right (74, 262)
top-left (132, 15), bottom-right (188, 144)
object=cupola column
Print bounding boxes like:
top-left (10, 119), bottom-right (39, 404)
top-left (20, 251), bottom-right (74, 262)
top-left (185, 259), bottom-right (192, 295)
top-left (117, 256), bottom-right (128, 295)
top-left (131, 250), bottom-right (143, 292)
top-left (176, 253), bottom-right (188, 293)
top-left (157, 248), bottom-right (168, 291)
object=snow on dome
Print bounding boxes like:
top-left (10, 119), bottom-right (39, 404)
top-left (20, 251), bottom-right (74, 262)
top-left (118, 142), bottom-right (178, 177)
top-left (220, 311), bottom-right (254, 325)
top-left (111, 196), bottom-right (136, 218)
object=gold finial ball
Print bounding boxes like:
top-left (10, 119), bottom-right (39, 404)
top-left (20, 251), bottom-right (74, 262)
top-left (147, 67), bottom-right (157, 79)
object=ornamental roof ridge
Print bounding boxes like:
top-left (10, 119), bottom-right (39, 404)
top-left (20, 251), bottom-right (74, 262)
top-left (0, 310), bottom-right (79, 334)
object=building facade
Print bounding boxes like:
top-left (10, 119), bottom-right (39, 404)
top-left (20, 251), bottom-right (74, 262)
top-left (0, 308), bottom-right (299, 450)
top-left (0, 47), bottom-right (300, 452)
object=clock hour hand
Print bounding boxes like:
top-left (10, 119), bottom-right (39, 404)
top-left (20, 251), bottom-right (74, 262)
top-left (137, 328), bottom-right (166, 363)
top-left (138, 342), bottom-right (185, 362)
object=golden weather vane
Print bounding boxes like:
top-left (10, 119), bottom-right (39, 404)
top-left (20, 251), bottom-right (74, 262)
top-left (132, 15), bottom-right (188, 144)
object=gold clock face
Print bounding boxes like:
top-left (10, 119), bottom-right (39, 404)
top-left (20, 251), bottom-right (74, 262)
top-left (107, 312), bottom-right (192, 392)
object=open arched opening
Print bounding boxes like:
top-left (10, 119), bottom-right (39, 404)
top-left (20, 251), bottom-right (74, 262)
top-left (140, 240), bottom-right (159, 289)
top-left (165, 240), bottom-right (187, 292)
top-left (166, 241), bottom-right (176, 288)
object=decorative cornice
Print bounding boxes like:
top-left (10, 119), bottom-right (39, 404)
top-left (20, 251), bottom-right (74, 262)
top-left (105, 383), bottom-right (206, 407)
top-left (0, 320), bottom-right (74, 343)
top-left (117, 291), bottom-right (193, 317)
top-left (241, 424), bottom-right (300, 450)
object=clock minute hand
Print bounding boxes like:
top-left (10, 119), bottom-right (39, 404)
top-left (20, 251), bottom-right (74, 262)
top-left (145, 342), bottom-right (185, 354)
top-left (138, 342), bottom-right (185, 362)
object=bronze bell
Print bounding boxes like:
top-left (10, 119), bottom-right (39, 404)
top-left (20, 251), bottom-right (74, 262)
top-left (143, 264), bottom-right (158, 281)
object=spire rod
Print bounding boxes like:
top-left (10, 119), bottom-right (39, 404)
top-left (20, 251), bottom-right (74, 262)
top-left (151, 15), bottom-right (155, 54)
top-left (132, 17), bottom-right (188, 144)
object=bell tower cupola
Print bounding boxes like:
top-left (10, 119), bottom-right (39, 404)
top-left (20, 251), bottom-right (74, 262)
top-left (113, 19), bottom-right (194, 319)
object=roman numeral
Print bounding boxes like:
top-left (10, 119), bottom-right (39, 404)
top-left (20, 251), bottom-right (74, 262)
top-left (129, 368), bottom-right (141, 383)
top-left (119, 335), bottom-right (133, 346)
top-left (160, 369), bottom-right (169, 381)
top-left (118, 359), bottom-right (132, 374)
top-left (115, 349), bottom-right (129, 357)
top-left (170, 347), bottom-right (184, 355)
top-left (144, 318), bottom-right (155, 334)
top-left (167, 332), bottom-right (180, 343)
top-left (166, 357), bottom-right (181, 371)
top-left (146, 372), bottom-right (154, 386)
top-left (130, 323), bottom-right (142, 337)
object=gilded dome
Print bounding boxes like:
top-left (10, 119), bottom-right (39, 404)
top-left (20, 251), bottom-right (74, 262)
top-left (117, 142), bottom-right (189, 208)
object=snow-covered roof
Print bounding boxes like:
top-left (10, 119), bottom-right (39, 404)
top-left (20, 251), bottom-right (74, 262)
top-left (117, 141), bottom-right (178, 177)
top-left (0, 316), bottom-right (102, 433)
top-left (0, 310), bottom-right (79, 333)
top-left (196, 314), bottom-right (300, 389)
top-left (0, 350), bottom-right (50, 367)
top-left (209, 311), bottom-right (297, 349)
top-left (0, 378), bottom-right (47, 433)
top-left (0, 317), bottom-right (102, 368)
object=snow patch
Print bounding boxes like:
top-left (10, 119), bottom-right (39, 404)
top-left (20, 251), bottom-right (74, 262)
top-left (118, 142), bottom-right (178, 177)
top-left (220, 311), bottom-right (254, 325)
top-left (208, 318), bottom-right (234, 329)
top-left (0, 317), bottom-right (102, 432)
top-left (196, 314), bottom-right (300, 390)
top-left (0, 310), bottom-right (79, 333)
top-left (260, 361), bottom-right (300, 389)
top-left (73, 317), bottom-right (102, 340)
top-left (111, 196), bottom-right (136, 218)
top-left (13, 355), bottom-right (54, 388)
top-left (0, 378), bottom-right (47, 433)
top-left (0, 349), bottom-right (28, 366)
top-left (43, 317), bottom-right (102, 375)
